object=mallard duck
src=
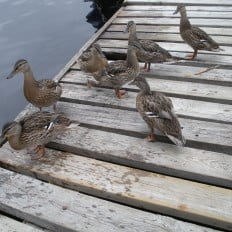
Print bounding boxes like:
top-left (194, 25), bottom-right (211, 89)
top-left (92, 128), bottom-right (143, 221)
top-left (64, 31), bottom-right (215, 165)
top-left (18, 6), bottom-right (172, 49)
top-left (79, 43), bottom-right (108, 73)
top-left (129, 76), bottom-right (185, 146)
top-left (7, 59), bottom-right (62, 111)
top-left (124, 20), bottom-right (173, 72)
top-left (88, 41), bottom-right (140, 99)
top-left (0, 111), bottom-right (74, 159)
top-left (173, 4), bottom-right (223, 60)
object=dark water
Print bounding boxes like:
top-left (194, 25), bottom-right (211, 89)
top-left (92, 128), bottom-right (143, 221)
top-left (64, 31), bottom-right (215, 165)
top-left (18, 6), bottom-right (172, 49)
top-left (0, 0), bottom-right (96, 128)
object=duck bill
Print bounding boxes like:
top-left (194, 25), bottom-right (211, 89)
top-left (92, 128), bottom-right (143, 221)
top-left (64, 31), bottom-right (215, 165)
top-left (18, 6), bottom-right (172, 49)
top-left (0, 135), bottom-right (7, 147)
top-left (173, 9), bottom-right (178, 15)
top-left (124, 27), bottom-right (129, 33)
top-left (6, 70), bottom-right (16, 79)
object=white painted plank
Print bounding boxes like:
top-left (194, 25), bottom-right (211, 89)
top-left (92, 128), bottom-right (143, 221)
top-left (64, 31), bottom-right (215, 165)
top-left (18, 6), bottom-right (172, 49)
top-left (124, 5), bottom-right (232, 11)
top-left (0, 149), bottom-right (231, 231)
top-left (101, 31), bottom-right (232, 45)
top-left (109, 24), bottom-right (232, 36)
top-left (1, 168), bottom-right (220, 232)
top-left (0, 215), bottom-right (47, 232)
top-left (124, 0), bottom-right (232, 6)
top-left (60, 82), bottom-right (232, 124)
top-left (119, 10), bottom-right (232, 19)
top-left (113, 17), bottom-right (232, 27)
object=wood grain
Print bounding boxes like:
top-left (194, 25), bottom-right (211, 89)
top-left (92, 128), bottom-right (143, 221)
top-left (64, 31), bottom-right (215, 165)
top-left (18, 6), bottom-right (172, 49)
top-left (2, 168), bottom-right (221, 232)
top-left (0, 148), bottom-right (231, 231)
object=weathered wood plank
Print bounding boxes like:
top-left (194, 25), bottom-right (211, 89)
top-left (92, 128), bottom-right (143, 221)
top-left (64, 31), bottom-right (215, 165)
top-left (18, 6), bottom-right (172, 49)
top-left (97, 39), bottom-right (232, 56)
top-left (71, 63), bottom-right (232, 86)
top-left (55, 101), bottom-right (232, 154)
top-left (124, 5), bottom-right (232, 11)
top-left (60, 82), bottom-right (232, 124)
top-left (0, 215), bottom-right (47, 232)
top-left (124, 0), bottom-right (232, 6)
top-left (113, 17), bottom-right (232, 27)
top-left (101, 47), bottom-right (232, 65)
top-left (108, 24), bottom-right (232, 36)
top-left (1, 168), bottom-right (219, 232)
top-left (0, 149), bottom-right (231, 231)
top-left (62, 70), bottom-right (232, 104)
top-left (119, 10), bottom-right (232, 19)
top-left (101, 31), bottom-right (232, 46)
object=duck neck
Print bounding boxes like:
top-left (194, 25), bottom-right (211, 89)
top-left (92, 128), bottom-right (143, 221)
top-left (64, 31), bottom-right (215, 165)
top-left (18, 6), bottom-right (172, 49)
top-left (7, 125), bottom-right (24, 150)
top-left (179, 7), bottom-right (191, 30)
top-left (126, 49), bottom-right (139, 70)
top-left (23, 66), bottom-right (37, 87)
top-left (140, 81), bottom-right (151, 95)
top-left (128, 28), bottom-right (139, 43)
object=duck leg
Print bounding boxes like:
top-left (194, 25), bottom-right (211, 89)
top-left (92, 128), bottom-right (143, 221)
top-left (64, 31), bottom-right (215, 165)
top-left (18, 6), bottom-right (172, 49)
top-left (186, 49), bottom-right (198, 60)
top-left (147, 63), bottom-right (151, 72)
top-left (115, 88), bottom-right (126, 99)
top-left (31, 145), bottom-right (45, 160)
top-left (53, 104), bottom-right (57, 112)
top-left (140, 63), bottom-right (147, 70)
top-left (146, 129), bottom-right (156, 142)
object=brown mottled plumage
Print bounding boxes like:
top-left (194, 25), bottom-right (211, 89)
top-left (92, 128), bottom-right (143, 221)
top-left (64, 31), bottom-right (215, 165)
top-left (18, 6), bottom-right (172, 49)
top-left (7, 59), bottom-right (62, 111)
top-left (0, 111), bottom-right (73, 159)
top-left (129, 76), bottom-right (185, 146)
top-left (79, 43), bottom-right (108, 73)
top-left (173, 4), bottom-right (222, 59)
top-left (88, 41), bottom-right (140, 99)
top-left (124, 21), bottom-right (173, 71)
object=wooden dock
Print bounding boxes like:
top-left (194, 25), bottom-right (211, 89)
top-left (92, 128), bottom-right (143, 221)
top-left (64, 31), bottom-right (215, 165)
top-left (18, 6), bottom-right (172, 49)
top-left (0, 0), bottom-right (232, 231)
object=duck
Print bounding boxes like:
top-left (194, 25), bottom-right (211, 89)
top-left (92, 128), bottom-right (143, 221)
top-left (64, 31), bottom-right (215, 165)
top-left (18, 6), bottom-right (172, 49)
top-left (6, 59), bottom-right (62, 111)
top-left (0, 111), bottom-right (74, 159)
top-left (129, 76), bottom-right (185, 146)
top-left (88, 40), bottom-right (140, 99)
top-left (79, 43), bottom-right (108, 73)
top-left (173, 4), bottom-right (223, 60)
top-left (124, 20), bottom-right (174, 72)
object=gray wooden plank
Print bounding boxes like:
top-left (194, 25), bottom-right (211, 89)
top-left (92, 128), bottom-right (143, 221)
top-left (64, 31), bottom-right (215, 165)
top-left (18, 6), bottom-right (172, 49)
top-left (119, 10), bottom-right (232, 19)
top-left (1, 168), bottom-right (220, 232)
top-left (108, 24), bottom-right (232, 36)
top-left (55, 101), bottom-right (232, 154)
top-left (97, 39), bottom-right (232, 56)
top-left (101, 47), bottom-right (232, 65)
top-left (0, 215), bottom-right (47, 232)
top-left (101, 31), bottom-right (232, 46)
top-left (63, 70), bottom-right (232, 104)
top-left (0, 149), bottom-right (231, 231)
top-left (124, 0), bottom-right (232, 6)
top-left (124, 5), bottom-right (232, 11)
top-left (71, 63), bottom-right (232, 85)
top-left (113, 17), bottom-right (232, 27)
top-left (16, 101), bottom-right (232, 154)
top-left (60, 82), bottom-right (232, 124)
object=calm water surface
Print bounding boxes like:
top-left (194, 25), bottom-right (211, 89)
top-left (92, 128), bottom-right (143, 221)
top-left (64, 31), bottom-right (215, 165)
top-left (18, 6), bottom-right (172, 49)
top-left (0, 0), bottom-right (95, 128)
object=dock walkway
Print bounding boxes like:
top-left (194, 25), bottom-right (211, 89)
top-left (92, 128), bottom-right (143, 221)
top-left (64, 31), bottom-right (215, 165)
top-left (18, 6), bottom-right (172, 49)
top-left (0, 0), bottom-right (231, 231)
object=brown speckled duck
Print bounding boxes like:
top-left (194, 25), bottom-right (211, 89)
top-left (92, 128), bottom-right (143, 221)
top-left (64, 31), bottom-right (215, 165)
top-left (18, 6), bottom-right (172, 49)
top-left (173, 4), bottom-right (223, 60)
top-left (129, 76), bottom-right (185, 146)
top-left (0, 111), bottom-right (74, 159)
top-left (88, 41), bottom-right (140, 99)
top-left (79, 43), bottom-right (108, 73)
top-left (124, 20), bottom-right (173, 72)
top-left (7, 60), bottom-right (62, 111)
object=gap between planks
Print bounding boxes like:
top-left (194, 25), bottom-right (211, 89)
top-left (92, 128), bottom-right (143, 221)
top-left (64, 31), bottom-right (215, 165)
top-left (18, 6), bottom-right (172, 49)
top-left (0, 167), bottom-right (222, 232)
top-left (0, 146), bottom-right (231, 231)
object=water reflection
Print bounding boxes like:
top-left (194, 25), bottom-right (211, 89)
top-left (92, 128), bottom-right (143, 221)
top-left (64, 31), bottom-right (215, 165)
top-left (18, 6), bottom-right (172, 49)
top-left (0, 0), bottom-right (95, 128)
